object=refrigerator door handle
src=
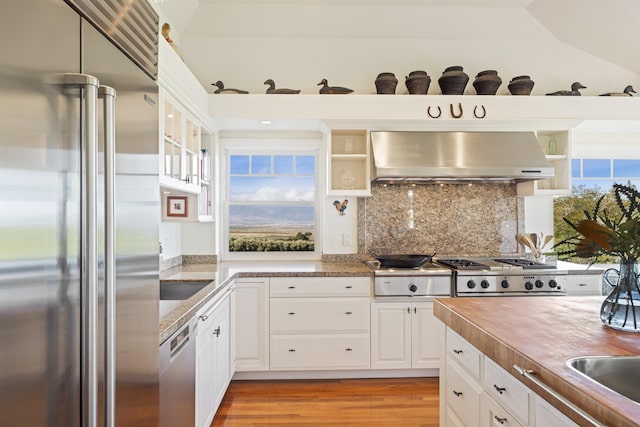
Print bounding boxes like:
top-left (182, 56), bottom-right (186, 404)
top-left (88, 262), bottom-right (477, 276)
top-left (99, 85), bottom-right (117, 427)
top-left (46, 72), bottom-right (101, 427)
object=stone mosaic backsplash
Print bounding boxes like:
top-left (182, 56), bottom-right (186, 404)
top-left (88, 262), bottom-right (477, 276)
top-left (358, 183), bottom-right (523, 257)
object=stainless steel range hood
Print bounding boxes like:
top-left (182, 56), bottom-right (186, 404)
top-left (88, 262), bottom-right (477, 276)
top-left (370, 131), bottom-right (554, 183)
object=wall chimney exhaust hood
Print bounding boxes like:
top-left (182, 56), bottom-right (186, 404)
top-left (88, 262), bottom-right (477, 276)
top-left (370, 131), bottom-right (554, 184)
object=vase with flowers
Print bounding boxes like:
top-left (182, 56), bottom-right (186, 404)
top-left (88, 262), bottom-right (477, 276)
top-left (517, 232), bottom-right (553, 264)
top-left (555, 183), bottom-right (640, 332)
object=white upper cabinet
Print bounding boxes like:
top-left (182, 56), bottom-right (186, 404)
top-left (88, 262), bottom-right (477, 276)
top-left (326, 129), bottom-right (371, 196)
top-left (517, 130), bottom-right (572, 196)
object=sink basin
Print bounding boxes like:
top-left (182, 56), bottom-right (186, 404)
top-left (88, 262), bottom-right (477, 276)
top-left (160, 280), bottom-right (211, 300)
top-left (568, 356), bottom-right (640, 404)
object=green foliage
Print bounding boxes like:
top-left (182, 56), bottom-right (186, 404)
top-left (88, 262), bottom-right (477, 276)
top-left (554, 183), bottom-right (640, 263)
top-left (229, 236), bottom-right (314, 252)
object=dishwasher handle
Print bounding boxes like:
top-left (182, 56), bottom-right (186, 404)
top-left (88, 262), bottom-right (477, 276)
top-left (170, 326), bottom-right (191, 358)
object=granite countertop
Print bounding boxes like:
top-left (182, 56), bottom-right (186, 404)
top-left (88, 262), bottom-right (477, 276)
top-left (434, 296), bottom-right (640, 427)
top-left (159, 261), bottom-right (372, 344)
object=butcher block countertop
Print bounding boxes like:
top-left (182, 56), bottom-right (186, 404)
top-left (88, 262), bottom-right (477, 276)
top-left (159, 261), bottom-right (372, 344)
top-left (434, 297), bottom-right (640, 427)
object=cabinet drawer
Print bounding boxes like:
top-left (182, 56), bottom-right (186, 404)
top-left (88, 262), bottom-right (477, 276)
top-left (270, 334), bottom-right (370, 370)
top-left (481, 392), bottom-right (524, 427)
top-left (446, 359), bottom-right (482, 427)
top-left (564, 275), bottom-right (602, 296)
top-left (447, 329), bottom-right (482, 381)
top-left (483, 358), bottom-right (531, 425)
top-left (270, 277), bottom-right (371, 297)
top-left (270, 298), bottom-right (370, 333)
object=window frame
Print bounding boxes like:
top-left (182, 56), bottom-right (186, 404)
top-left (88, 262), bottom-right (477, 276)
top-left (220, 138), bottom-right (323, 261)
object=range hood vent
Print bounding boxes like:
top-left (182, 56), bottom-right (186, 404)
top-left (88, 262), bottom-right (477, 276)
top-left (370, 131), bottom-right (554, 183)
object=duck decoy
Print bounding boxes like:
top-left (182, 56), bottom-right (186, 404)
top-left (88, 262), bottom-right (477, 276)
top-left (264, 79), bottom-right (300, 94)
top-left (211, 80), bottom-right (248, 94)
top-left (599, 85), bottom-right (636, 96)
top-left (317, 79), bottom-right (353, 94)
top-left (546, 82), bottom-right (586, 96)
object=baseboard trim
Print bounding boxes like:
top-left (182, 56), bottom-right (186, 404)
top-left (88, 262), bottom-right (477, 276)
top-left (232, 368), bottom-right (439, 380)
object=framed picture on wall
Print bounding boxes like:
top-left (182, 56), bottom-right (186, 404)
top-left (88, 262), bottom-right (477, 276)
top-left (167, 196), bottom-right (188, 217)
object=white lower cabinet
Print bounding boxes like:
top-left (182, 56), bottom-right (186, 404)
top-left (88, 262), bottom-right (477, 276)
top-left (269, 277), bottom-right (371, 370)
top-left (441, 327), bottom-right (578, 427)
top-left (195, 288), bottom-right (231, 427)
top-left (234, 278), bottom-right (270, 371)
top-left (481, 392), bottom-right (524, 427)
top-left (564, 274), bottom-right (602, 296)
top-left (371, 301), bottom-right (443, 369)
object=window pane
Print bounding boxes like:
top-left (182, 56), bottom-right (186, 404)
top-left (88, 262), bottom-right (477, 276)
top-left (613, 160), bottom-right (640, 178)
top-left (229, 205), bottom-right (315, 252)
top-left (230, 155), bottom-right (249, 174)
top-left (296, 156), bottom-right (315, 174)
top-left (251, 155), bottom-right (271, 174)
top-left (274, 155), bottom-right (293, 175)
top-left (571, 159), bottom-right (581, 178)
top-left (582, 159), bottom-right (610, 178)
top-left (230, 176), bottom-right (315, 201)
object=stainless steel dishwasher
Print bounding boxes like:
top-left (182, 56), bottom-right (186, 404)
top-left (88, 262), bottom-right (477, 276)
top-left (160, 318), bottom-right (196, 427)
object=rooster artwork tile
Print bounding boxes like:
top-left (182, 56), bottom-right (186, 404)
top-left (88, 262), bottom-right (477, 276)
top-left (333, 199), bottom-right (348, 216)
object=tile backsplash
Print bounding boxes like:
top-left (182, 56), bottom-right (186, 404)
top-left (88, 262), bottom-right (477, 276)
top-left (358, 183), bottom-right (522, 256)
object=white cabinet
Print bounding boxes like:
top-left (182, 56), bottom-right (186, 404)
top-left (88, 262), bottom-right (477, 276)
top-left (326, 129), bottom-right (371, 196)
top-left (195, 287), bottom-right (231, 427)
top-left (371, 301), bottom-right (443, 370)
top-left (441, 327), bottom-right (580, 427)
top-left (517, 130), bottom-right (571, 196)
top-left (565, 274), bottom-right (602, 296)
top-left (269, 277), bottom-right (371, 370)
top-left (160, 90), bottom-right (201, 194)
top-left (234, 278), bottom-right (270, 371)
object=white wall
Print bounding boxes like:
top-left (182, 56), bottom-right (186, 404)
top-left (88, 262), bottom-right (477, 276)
top-left (159, 221), bottom-right (181, 260)
top-left (322, 196), bottom-right (358, 254)
top-left (181, 221), bottom-right (216, 255)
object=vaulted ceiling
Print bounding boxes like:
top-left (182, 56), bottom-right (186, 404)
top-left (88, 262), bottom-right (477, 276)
top-left (155, 0), bottom-right (640, 95)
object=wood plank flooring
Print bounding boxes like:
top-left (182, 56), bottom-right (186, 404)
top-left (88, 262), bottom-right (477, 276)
top-left (211, 377), bottom-right (439, 426)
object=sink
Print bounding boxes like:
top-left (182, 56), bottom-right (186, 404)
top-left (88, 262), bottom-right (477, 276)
top-left (568, 356), bottom-right (640, 404)
top-left (160, 280), bottom-right (211, 300)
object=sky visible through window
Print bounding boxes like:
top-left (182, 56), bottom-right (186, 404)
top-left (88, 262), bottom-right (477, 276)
top-left (571, 158), bottom-right (640, 190)
top-left (228, 154), bottom-right (316, 253)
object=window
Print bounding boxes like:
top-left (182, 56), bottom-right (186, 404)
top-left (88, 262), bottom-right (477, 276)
top-left (571, 158), bottom-right (640, 191)
top-left (222, 140), bottom-right (321, 260)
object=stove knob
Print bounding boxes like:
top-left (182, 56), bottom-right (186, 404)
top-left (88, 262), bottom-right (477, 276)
top-left (549, 279), bottom-right (558, 288)
top-left (480, 279), bottom-right (490, 289)
top-left (525, 281), bottom-right (534, 291)
top-left (409, 283), bottom-right (418, 292)
top-left (501, 279), bottom-right (510, 289)
top-left (535, 279), bottom-right (544, 288)
top-left (467, 280), bottom-right (476, 289)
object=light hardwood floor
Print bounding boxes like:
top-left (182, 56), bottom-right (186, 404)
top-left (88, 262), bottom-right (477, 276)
top-left (211, 377), bottom-right (439, 426)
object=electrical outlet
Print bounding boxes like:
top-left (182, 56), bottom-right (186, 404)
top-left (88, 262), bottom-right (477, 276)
top-left (342, 233), bottom-right (352, 246)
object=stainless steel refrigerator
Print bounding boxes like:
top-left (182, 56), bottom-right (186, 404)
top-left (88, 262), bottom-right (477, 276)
top-left (0, 1), bottom-right (160, 426)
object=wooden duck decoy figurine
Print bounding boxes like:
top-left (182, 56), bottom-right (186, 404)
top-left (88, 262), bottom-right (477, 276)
top-left (599, 85), bottom-right (636, 96)
top-left (264, 79), bottom-right (300, 94)
top-left (317, 79), bottom-right (353, 94)
top-left (546, 82), bottom-right (586, 96)
top-left (211, 80), bottom-right (248, 94)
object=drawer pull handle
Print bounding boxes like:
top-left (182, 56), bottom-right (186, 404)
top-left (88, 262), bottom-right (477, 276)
top-left (345, 285), bottom-right (353, 289)
top-left (493, 384), bottom-right (506, 394)
top-left (345, 311), bottom-right (353, 315)
top-left (199, 314), bottom-right (209, 322)
top-left (288, 286), bottom-right (296, 289)
top-left (345, 348), bottom-right (353, 352)
top-left (579, 283), bottom-right (587, 286)
top-left (452, 349), bottom-right (463, 354)
top-left (494, 415), bottom-right (507, 424)
top-left (288, 349), bottom-right (296, 352)
top-left (288, 312), bottom-right (295, 315)
top-left (452, 390), bottom-right (463, 397)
